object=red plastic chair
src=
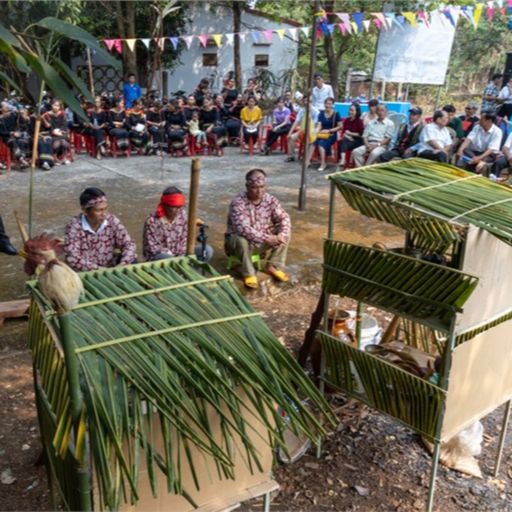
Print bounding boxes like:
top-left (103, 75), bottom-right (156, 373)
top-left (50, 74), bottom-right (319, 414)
top-left (240, 126), bottom-right (261, 156)
top-left (109, 135), bottom-right (131, 158)
top-left (0, 140), bottom-right (12, 175)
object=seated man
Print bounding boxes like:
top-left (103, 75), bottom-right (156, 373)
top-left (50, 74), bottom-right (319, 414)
top-left (493, 129), bottom-right (512, 177)
top-left (352, 104), bottom-right (395, 167)
top-left (225, 169), bottom-right (291, 289)
top-left (456, 112), bottom-right (501, 174)
top-left (378, 107), bottom-right (423, 163)
top-left (417, 110), bottom-right (453, 162)
top-left (458, 102), bottom-right (480, 137)
top-left (64, 187), bottom-right (136, 271)
top-left (142, 186), bottom-right (213, 262)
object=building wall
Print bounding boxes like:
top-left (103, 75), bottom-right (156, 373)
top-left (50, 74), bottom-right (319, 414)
top-left (166, 3), bottom-right (298, 95)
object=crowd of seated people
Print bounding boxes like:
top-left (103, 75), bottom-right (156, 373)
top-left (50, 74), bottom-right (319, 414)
top-left (2, 71), bottom-right (512, 181)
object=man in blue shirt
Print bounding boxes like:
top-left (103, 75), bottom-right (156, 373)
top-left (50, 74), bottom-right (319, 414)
top-left (123, 73), bottom-right (141, 109)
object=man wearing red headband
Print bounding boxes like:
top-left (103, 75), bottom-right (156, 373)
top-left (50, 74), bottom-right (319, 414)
top-left (225, 168), bottom-right (291, 289)
top-left (143, 186), bottom-right (213, 261)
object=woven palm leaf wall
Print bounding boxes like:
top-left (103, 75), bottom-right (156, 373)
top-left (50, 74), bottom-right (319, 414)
top-left (28, 258), bottom-right (335, 511)
top-left (323, 240), bottom-right (478, 331)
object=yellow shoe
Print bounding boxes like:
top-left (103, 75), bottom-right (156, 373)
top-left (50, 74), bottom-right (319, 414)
top-left (244, 275), bottom-right (259, 289)
top-left (266, 267), bottom-right (289, 282)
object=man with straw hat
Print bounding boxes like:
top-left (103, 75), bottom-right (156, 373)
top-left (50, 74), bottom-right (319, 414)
top-left (225, 169), bottom-right (291, 289)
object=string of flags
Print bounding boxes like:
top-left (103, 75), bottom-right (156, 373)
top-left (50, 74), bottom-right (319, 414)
top-left (102, 1), bottom-right (512, 55)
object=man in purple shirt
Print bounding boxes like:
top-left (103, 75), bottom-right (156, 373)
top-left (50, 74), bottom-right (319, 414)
top-left (262, 97), bottom-right (291, 155)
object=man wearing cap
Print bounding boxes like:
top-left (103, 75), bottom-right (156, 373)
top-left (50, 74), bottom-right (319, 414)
top-left (64, 187), bottom-right (136, 271)
top-left (352, 104), bottom-right (395, 167)
top-left (311, 73), bottom-right (334, 112)
top-left (378, 107), bottom-right (424, 162)
top-left (142, 186), bottom-right (213, 261)
top-left (225, 169), bottom-right (291, 289)
top-left (455, 112), bottom-right (502, 174)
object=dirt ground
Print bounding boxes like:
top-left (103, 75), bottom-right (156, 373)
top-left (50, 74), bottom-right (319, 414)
top-left (0, 149), bottom-right (511, 511)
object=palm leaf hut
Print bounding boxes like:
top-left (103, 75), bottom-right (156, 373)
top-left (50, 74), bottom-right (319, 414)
top-left (28, 257), bottom-right (335, 511)
top-left (310, 158), bottom-right (512, 512)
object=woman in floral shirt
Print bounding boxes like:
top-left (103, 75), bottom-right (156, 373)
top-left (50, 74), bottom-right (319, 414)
top-left (64, 187), bottom-right (136, 272)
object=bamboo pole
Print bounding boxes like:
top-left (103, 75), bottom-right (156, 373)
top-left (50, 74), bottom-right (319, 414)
top-left (85, 47), bottom-right (95, 97)
top-left (298, 0), bottom-right (318, 211)
top-left (58, 313), bottom-right (92, 511)
top-left (187, 158), bottom-right (201, 255)
top-left (493, 400), bottom-right (511, 477)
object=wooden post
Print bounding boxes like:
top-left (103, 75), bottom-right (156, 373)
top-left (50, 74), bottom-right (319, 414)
top-left (298, 0), bottom-right (318, 211)
top-left (28, 116), bottom-right (41, 238)
top-left (86, 47), bottom-right (95, 97)
top-left (187, 158), bottom-right (201, 256)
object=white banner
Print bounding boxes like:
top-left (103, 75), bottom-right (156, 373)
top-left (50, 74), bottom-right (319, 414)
top-left (373, 11), bottom-right (456, 85)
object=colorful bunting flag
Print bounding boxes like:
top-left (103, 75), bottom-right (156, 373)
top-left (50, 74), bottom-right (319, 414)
top-left (183, 35), bottom-right (194, 49)
top-left (402, 11), bottom-right (417, 27)
top-left (104, 39), bottom-right (115, 51)
top-left (125, 39), bottom-right (136, 52)
top-left (212, 34), bottom-right (223, 47)
top-left (113, 40), bottom-right (122, 54)
top-left (288, 27), bottom-right (298, 40)
top-left (170, 36), bottom-right (179, 50)
top-left (487, 4), bottom-right (495, 24)
top-left (156, 37), bottom-right (165, 50)
top-left (251, 31), bottom-right (260, 43)
top-left (225, 33), bottom-right (234, 45)
top-left (239, 32), bottom-right (247, 42)
top-left (198, 34), bottom-right (209, 47)
top-left (351, 21), bottom-right (358, 33)
top-left (363, 19), bottom-right (371, 32)
top-left (300, 26), bottom-right (310, 37)
top-left (418, 10), bottom-right (430, 27)
top-left (475, 3), bottom-right (484, 26)
top-left (141, 38), bottom-right (151, 49)
top-left (442, 8), bottom-right (457, 27)
top-left (373, 18), bottom-right (382, 30)
top-left (338, 23), bottom-right (347, 35)
top-left (352, 12), bottom-right (364, 32)
top-left (262, 29), bottom-right (273, 43)
top-left (276, 28), bottom-right (286, 40)
top-left (327, 23), bottom-right (335, 35)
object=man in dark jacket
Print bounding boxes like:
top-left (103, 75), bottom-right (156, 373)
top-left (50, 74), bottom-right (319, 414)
top-left (378, 107), bottom-right (423, 162)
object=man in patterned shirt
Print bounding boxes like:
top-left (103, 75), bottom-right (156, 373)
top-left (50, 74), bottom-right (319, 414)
top-left (64, 187), bottom-right (136, 271)
top-left (481, 73), bottom-right (502, 113)
top-left (225, 168), bottom-right (291, 289)
top-left (142, 186), bottom-right (213, 261)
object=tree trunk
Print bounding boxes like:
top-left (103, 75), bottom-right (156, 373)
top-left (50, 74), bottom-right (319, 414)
top-left (233, 1), bottom-right (242, 91)
top-left (323, 1), bottom-right (339, 98)
top-left (115, 0), bottom-right (137, 79)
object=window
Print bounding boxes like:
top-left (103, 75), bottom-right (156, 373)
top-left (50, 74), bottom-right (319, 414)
top-left (254, 54), bottom-right (269, 67)
top-left (202, 54), bottom-right (218, 67)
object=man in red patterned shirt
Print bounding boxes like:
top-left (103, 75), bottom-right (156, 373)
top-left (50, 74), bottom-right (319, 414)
top-left (143, 186), bottom-right (213, 262)
top-left (64, 187), bottom-right (136, 271)
top-left (225, 168), bottom-right (291, 289)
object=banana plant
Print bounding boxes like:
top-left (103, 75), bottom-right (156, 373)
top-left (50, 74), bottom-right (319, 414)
top-left (0, 16), bottom-right (121, 235)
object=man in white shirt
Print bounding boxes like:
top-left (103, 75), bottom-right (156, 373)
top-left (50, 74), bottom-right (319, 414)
top-left (311, 73), bottom-right (334, 112)
top-left (492, 126), bottom-right (512, 177)
top-left (352, 104), bottom-right (395, 167)
top-left (417, 110), bottom-right (453, 163)
top-left (456, 112), bottom-right (502, 173)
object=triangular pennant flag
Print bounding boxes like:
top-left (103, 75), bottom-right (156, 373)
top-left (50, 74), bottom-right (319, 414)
top-left (104, 39), bottom-right (115, 51)
top-left (183, 35), bottom-right (194, 49)
top-left (335, 12), bottom-right (347, 21)
top-left (475, 3), bottom-right (484, 25)
top-left (288, 27), bottom-right (298, 40)
top-left (212, 34), bottom-right (223, 47)
top-left (339, 13), bottom-right (351, 25)
top-left (371, 12), bottom-right (387, 30)
top-left (396, 15), bottom-right (406, 27)
top-left (487, 4), bottom-right (495, 24)
top-left (450, 6), bottom-right (461, 26)
top-left (385, 13), bottom-right (396, 30)
top-left (363, 19), bottom-right (371, 32)
top-left (239, 32), bottom-right (247, 42)
top-left (402, 11), bottom-right (417, 27)
top-left (418, 10), bottom-right (430, 28)
top-left (352, 12), bottom-right (364, 32)
top-left (338, 23), bottom-right (347, 35)
top-left (262, 29), bottom-right (273, 43)
top-left (198, 34), bottom-right (209, 47)
top-left (442, 9), bottom-right (456, 27)
top-left (113, 40), bottom-right (122, 54)
top-left (344, 21), bottom-right (353, 34)
top-left (251, 31), bottom-right (260, 43)
top-left (156, 37), bottom-right (165, 50)
top-left (126, 38), bottom-right (136, 52)
top-left (141, 38), bottom-right (151, 49)
top-left (461, 6), bottom-right (475, 26)
top-left (351, 21), bottom-right (358, 33)
top-left (327, 23), bottom-right (335, 35)
top-left (315, 27), bottom-right (323, 41)
top-left (225, 33), bottom-right (234, 45)
top-left (170, 36), bottom-right (179, 50)
top-left (300, 26), bottom-right (310, 37)
top-left (374, 18), bottom-right (382, 30)
top-left (276, 28), bottom-right (286, 40)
